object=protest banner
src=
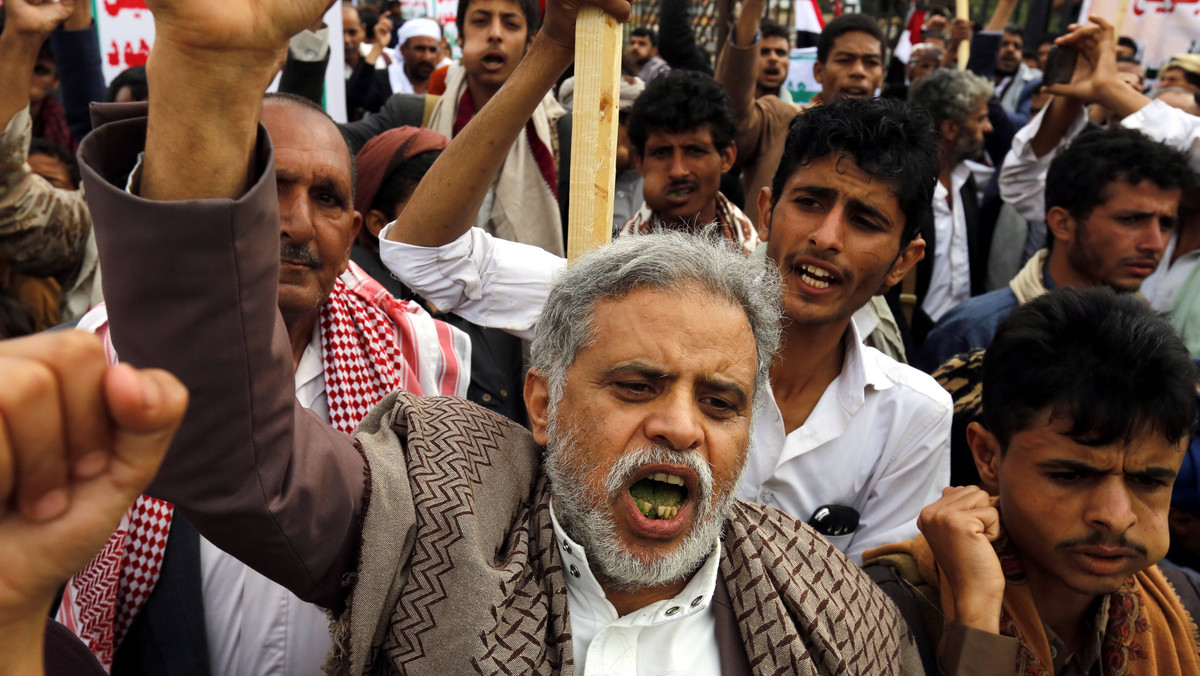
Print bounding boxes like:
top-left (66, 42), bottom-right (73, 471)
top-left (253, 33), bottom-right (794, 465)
top-left (785, 47), bottom-right (822, 104)
top-left (1079, 0), bottom-right (1200, 71)
top-left (91, 0), bottom-right (348, 121)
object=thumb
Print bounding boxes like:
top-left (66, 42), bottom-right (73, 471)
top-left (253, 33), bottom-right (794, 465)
top-left (103, 364), bottom-right (188, 485)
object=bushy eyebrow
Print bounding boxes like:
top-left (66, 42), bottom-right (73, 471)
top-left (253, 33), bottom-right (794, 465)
top-left (603, 362), bottom-right (750, 409)
top-left (1037, 458), bottom-right (1177, 482)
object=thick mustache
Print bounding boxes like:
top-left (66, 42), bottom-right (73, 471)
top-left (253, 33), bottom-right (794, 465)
top-left (280, 243), bottom-right (321, 267)
top-left (665, 181), bottom-right (697, 193)
top-left (1059, 532), bottom-right (1148, 557)
top-left (603, 445), bottom-right (714, 512)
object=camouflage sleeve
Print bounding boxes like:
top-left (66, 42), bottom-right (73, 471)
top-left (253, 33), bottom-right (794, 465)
top-left (0, 106), bottom-right (91, 279)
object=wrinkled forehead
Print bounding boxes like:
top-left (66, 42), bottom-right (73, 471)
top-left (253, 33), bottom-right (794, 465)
top-left (261, 101), bottom-right (353, 184)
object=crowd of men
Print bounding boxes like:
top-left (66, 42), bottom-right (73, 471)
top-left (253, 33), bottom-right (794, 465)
top-left (1, 0), bottom-right (1200, 673)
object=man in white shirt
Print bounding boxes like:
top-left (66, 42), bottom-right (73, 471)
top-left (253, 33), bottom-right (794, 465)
top-left (59, 93), bottom-right (470, 675)
top-left (385, 18), bottom-right (441, 95)
top-left (906, 67), bottom-right (996, 340)
top-left (383, 93), bottom-right (952, 562)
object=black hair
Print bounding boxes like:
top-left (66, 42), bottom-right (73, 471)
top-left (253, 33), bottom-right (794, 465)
top-left (36, 39), bottom-right (53, 63)
top-left (1163, 64), bottom-right (1200, 90)
top-left (105, 65), bottom-right (148, 103)
top-left (1045, 127), bottom-right (1194, 222)
top-left (630, 27), bottom-right (659, 47)
top-left (769, 97), bottom-right (937, 248)
top-left (982, 287), bottom-right (1197, 450)
top-left (1003, 24), bottom-right (1024, 38)
top-left (0, 292), bottom-right (35, 339)
top-left (760, 19), bottom-right (790, 43)
top-left (262, 93), bottom-right (357, 198)
top-left (627, 70), bottom-right (736, 155)
top-left (1117, 36), bottom-right (1139, 54)
top-left (456, 0), bottom-right (540, 44)
top-left (28, 137), bottom-right (80, 189)
top-left (817, 14), bottom-right (884, 64)
top-left (369, 149), bottom-right (442, 218)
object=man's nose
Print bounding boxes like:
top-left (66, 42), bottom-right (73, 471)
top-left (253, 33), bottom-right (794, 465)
top-left (642, 389), bottom-right (704, 453)
top-left (278, 193), bottom-right (315, 244)
top-left (1084, 478), bottom-right (1137, 534)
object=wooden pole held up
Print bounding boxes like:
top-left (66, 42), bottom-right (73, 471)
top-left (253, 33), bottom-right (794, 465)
top-left (956, 0), bottom-right (970, 69)
top-left (566, 8), bottom-right (622, 261)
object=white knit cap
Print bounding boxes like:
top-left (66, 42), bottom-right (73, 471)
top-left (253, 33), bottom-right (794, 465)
top-left (398, 18), bottom-right (441, 46)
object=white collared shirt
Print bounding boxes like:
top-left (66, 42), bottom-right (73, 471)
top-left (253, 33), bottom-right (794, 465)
top-left (738, 320), bottom-right (951, 562)
top-left (924, 162), bottom-right (987, 322)
top-left (550, 504), bottom-right (722, 676)
top-left (199, 323), bottom-right (332, 676)
top-left (1142, 231), bottom-right (1200, 311)
top-left (381, 228), bottom-right (952, 563)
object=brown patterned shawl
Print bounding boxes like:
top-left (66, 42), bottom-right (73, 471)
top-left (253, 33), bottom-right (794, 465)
top-left (325, 391), bottom-right (921, 675)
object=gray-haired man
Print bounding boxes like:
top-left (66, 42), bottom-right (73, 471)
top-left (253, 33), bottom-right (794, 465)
top-left (81, 0), bottom-right (921, 672)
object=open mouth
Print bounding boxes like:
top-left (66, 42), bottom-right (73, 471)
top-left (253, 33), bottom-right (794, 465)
top-left (629, 472), bottom-right (689, 521)
top-left (481, 52), bottom-right (506, 68)
top-left (797, 262), bottom-right (837, 289)
top-left (665, 184), bottom-right (697, 200)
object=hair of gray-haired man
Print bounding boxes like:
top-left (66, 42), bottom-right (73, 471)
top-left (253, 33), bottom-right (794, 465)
top-left (908, 67), bottom-right (995, 127)
top-left (530, 230), bottom-right (783, 415)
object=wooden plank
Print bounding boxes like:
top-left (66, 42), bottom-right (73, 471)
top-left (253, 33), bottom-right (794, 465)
top-left (566, 7), bottom-right (623, 261)
top-left (956, 0), bottom-right (970, 69)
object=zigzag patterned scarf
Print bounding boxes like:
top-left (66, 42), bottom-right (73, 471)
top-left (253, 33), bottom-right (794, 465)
top-left (57, 262), bottom-right (465, 671)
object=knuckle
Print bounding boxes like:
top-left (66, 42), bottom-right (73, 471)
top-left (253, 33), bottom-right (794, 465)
top-left (0, 360), bottom-right (58, 405)
top-left (48, 330), bottom-right (106, 367)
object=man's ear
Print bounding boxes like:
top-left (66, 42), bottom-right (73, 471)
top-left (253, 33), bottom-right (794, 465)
top-left (878, 234), bottom-right (926, 293)
top-left (1045, 206), bottom-right (1076, 247)
top-left (365, 209), bottom-right (390, 239)
top-left (334, 211), bottom-right (364, 275)
top-left (966, 421), bottom-right (1002, 496)
top-left (720, 142), bottom-right (737, 174)
top-left (756, 187), bottom-right (774, 242)
top-left (525, 369), bottom-right (552, 446)
top-left (812, 60), bottom-right (825, 87)
top-left (940, 117), bottom-right (960, 144)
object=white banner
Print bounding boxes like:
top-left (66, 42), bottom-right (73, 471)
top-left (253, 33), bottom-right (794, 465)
top-left (784, 47), bottom-right (822, 104)
top-left (93, 0), bottom-right (347, 122)
top-left (1078, 0), bottom-right (1200, 71)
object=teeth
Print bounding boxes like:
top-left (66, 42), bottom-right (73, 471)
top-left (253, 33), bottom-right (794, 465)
top-left (657, 505), bottom-right (667, 518)
top-left (649, 472), bottom-right (685, 486)
top-left (665, 475), bottom-right (684, 486)
top-left (799, 264), bottom-right (833, 289)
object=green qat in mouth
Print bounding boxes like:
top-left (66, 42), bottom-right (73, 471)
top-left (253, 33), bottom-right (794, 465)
top-left (628, 477), bottom-right (687, 518)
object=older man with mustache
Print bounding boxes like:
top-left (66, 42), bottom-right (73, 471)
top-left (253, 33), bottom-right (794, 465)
top-left (79, 0), bottom-right (922, 670)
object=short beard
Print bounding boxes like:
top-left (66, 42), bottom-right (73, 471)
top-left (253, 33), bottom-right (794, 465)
top-left (543, 414), bottom-right (744, 592)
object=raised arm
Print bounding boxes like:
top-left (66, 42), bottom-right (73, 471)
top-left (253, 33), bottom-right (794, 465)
top-left (86, 0), bottom-right (368, 609)
top-left (714, 0), bottom-right (766, 161)
top-left (49, 0), bottom-right (106, 143)
top-left (0, 0), bottom-right (92, 281)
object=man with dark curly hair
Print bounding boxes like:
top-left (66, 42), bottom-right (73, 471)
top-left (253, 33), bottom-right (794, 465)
top-left (617, 69), bottom-right (759, 254)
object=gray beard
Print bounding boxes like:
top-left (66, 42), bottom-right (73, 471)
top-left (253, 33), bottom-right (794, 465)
top-left (542, 415), bottom-right (745, 592)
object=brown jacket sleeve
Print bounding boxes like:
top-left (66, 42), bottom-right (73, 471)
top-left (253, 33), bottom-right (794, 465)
top-left (79, 104), bottom-right (365, 611)
top-left (938, 622), bottom-right (1020, 675)
top-left (715, 40), bottom-right (767, 170)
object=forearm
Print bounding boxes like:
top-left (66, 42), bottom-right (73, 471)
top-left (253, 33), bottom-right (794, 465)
top-left (1098, 77), bottom-right (1151, 120)
top-left (0, 607), bottom-right (47, 676)
top-left (388, 34), bottom-right (573, 247)
top-left (733, 0), bottom-right (764, 46)
top-left (983, 0), bottom-right (1017, 31)
top-left (50, 14), bottom-right (105, 141)
top-left (142, 43), bottom-right (275, 201)
top-left (1029, 95), bottom-right (1085, 157)
top-left (0, 33), bottom-right (40, 132)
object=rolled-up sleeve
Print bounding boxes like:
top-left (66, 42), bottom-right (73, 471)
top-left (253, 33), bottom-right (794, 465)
top-left (379, 225), bottom-right (564, 341)
top-left (997, 104), bottom-right (1088, 222)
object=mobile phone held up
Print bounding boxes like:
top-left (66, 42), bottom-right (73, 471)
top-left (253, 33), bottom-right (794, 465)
top-left (1042, 46), bottom-right (1079, 87)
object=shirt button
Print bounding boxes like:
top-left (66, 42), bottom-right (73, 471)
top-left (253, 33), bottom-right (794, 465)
top-left (665, 606), bottom-right (680, 616)
top-left (570, 565), bottom-right (580, 578)
top-left (691, 596), bottom-right (703, 607)
top-left (499, 389), bottom-right (508, 398)
top-left (563, 541), bottom-right (571, 553)
top-left (482, 393), bottom-right (493, 403)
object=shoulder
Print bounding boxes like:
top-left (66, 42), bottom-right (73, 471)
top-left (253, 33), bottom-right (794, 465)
top-left (727, 500), bottom-right (880, 584)
top-left (863, 346), bottom-right (954, 414)
top-left (924, 289), bottom-right (1018, 354)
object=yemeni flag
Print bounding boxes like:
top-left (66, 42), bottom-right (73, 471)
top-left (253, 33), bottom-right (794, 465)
top-left (794, 0), bottom-right (826, 49)
top-left (892, 8), bottom-right (927, 64)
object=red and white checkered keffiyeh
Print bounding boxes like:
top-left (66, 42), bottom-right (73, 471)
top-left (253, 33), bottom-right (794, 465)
top-left (57, 261), bottom-right (469, 671)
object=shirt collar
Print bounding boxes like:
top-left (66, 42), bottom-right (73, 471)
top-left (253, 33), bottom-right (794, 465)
top-left (839, 318), bottom-right (893, 408)
top-left (548, 499), bottom-right (722, 626)
top-left (294, 321), bottom-right (323, 390)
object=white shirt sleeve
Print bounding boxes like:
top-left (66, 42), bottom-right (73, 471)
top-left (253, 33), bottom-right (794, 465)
top-left (378, 225), bottom-right (566, 341)
top-left (998, 103), bottom-right (1089, 222)
top-left (1121, 99), bottom-right (1200, 172)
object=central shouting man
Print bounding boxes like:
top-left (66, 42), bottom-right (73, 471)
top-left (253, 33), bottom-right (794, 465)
top-left (79, 0), bottom-right (921, 673)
